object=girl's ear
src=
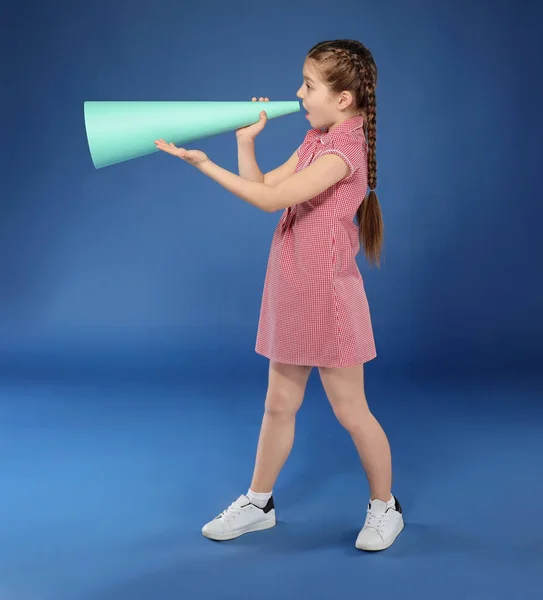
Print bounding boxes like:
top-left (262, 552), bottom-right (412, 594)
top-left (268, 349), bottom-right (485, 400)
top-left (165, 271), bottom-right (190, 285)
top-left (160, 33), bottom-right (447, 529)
top-left (338, 90), bottom-right (355, 110)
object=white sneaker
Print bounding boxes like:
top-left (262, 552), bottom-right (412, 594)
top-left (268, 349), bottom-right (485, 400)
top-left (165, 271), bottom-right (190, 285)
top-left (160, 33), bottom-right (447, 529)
top-left (355, 496), bottom-right (404, 551)
top-left (202, 494), bottom-right (276, 541)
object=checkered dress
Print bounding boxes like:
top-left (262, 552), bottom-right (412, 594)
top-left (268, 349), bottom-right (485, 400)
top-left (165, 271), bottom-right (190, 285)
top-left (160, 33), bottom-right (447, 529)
top-left (255, 115), bottom-right (377, 368)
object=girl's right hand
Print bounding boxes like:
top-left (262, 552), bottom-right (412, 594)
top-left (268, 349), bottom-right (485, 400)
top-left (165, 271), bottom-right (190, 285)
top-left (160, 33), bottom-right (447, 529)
top-left (236, 97), bottom-right (269, 141)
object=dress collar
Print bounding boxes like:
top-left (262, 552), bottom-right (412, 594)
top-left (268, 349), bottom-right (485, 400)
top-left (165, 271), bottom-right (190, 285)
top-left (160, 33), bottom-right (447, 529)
top-left (325, 114), bottom-right (365, 135)
top-left (306, 115), bottom-right (365, 144)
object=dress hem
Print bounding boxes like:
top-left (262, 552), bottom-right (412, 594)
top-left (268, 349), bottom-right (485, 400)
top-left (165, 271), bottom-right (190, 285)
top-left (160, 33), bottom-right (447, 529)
top-left (254, 348), bottom-right (377, 368)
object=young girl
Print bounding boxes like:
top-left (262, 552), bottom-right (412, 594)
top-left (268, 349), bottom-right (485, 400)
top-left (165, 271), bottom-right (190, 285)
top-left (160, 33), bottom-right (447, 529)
top-left (155, 39), bottom-right (404, 552)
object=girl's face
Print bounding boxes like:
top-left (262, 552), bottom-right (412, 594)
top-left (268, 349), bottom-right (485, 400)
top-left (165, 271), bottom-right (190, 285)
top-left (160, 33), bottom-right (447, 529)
top-left (296, 60), bottom-right (335, 129)
top-left (296, 59), bottom-right (357, 130)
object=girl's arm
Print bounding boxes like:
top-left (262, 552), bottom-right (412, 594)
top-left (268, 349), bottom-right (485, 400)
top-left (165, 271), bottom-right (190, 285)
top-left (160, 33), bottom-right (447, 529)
top-left (198, 154), bottom-right (349, 212)
top-left (263, 150), bottom-right (299, 187)
top-left (238, 138), bottom-right (299, 187)
top-left (237, 138), bottom-right (264, 183)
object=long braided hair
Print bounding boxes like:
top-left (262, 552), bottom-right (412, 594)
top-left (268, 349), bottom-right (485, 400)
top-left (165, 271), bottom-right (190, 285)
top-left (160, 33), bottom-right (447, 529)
top-left (307, 40), bottom-right (383, 267)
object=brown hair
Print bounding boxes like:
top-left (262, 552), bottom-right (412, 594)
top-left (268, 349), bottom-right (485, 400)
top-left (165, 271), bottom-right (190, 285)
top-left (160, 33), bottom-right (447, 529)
top-left (307, 39), bottom-right (384, 267)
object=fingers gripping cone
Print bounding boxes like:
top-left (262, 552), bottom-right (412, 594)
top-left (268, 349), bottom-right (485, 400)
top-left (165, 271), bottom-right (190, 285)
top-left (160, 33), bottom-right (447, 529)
top-left (84, 100), bottom-right (300, 169)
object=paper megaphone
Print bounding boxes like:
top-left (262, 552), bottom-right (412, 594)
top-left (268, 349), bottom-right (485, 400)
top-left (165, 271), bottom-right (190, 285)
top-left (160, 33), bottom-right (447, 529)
top-left (83, 100), bottom-right (300, 169)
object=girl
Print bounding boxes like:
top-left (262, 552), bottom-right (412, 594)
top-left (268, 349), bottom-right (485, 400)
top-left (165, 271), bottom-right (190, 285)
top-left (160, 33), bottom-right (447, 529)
top-left (155, 39), bottom-right (404, 552)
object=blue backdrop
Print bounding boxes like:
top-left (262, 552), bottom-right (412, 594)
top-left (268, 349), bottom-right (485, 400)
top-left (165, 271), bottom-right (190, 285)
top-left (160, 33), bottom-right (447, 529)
top-left (2, 0), bottom-right (540, 382)
top-left (1, 1), bottom-right (542, 599)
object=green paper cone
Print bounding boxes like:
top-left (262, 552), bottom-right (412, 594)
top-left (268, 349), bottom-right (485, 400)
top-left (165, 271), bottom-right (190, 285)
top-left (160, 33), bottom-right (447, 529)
top-left (84, 100), bottom-right (301, 169)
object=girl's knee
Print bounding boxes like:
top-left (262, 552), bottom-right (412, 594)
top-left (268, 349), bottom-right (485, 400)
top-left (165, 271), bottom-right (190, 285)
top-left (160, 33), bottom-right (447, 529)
top-left (318, 364), bottom-right (370, 431)
top-left (264, 361), bottom-right (311, 416)
top-left (330, 398), bottom-right (372, 433)
top-left (264, 386), bottom-right (303, 416)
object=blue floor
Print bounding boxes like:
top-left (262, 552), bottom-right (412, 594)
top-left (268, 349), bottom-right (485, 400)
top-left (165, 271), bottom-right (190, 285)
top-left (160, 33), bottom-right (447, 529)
top-left (1, 368), bottom-right (541, 599)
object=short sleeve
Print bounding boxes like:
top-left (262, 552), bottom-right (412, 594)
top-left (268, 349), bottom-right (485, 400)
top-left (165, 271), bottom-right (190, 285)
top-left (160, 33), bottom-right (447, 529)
top-left (314, 133), bottom-right (366, 177)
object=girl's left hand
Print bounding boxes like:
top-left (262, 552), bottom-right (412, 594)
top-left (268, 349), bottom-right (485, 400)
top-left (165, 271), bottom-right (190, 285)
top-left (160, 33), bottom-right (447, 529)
top-left (154, 139), bottom-right (209, 167)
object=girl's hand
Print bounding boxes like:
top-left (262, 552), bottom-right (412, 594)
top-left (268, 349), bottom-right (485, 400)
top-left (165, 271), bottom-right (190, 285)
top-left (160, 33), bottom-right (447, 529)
top-left (236, 97), bottom-right (269, 141)
top-left (154, 139), bottom-right (209, 167)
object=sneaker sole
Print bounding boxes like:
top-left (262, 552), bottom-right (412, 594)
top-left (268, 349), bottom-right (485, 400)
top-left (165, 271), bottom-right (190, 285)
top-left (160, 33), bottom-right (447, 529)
top-left (202, 517), bottom-right (276, 541)
top-left (355, 519), bottom-right (404, 552)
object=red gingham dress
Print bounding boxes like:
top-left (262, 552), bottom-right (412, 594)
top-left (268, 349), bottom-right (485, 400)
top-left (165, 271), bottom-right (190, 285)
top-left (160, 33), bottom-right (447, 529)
top-left (255, 115), bottom-right (377, 368)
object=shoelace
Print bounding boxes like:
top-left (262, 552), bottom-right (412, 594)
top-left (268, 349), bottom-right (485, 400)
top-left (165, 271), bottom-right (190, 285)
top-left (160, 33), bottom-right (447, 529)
top-left (365, 509), bottom-right (391, 534)
top-left (216, 502), bottom-right (243, 522)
